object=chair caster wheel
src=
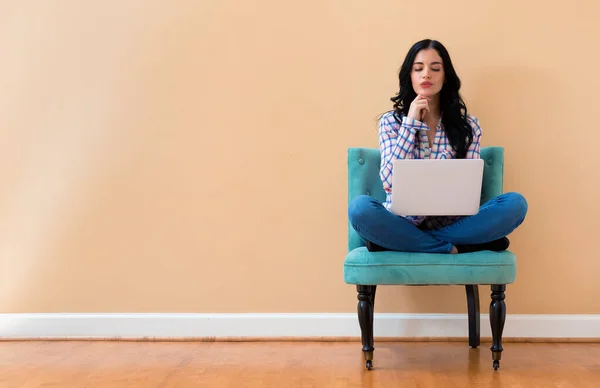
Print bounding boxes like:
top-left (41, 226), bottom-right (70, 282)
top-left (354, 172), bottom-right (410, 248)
top-left (493, 360), bottom-right (500, 370)
top-left (366, 360), bottom-right (373, 370)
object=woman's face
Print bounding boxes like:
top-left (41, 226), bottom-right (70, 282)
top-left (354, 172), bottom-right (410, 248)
top-left (411, 48), bottom-right (445, 97)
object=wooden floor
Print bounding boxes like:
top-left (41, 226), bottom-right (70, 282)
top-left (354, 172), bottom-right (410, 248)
top-left (1, 341), bottom-right (599, 387)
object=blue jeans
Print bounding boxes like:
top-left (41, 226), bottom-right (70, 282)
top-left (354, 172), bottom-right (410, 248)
top-left (348, 192), bottom-right (528, 253)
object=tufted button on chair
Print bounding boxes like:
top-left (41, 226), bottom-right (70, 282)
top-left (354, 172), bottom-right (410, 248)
top-left (344, 147), bottom-right (515, 371)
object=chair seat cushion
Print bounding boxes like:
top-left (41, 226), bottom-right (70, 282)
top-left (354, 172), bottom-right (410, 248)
top-left (343, 247), bottom-right (517, 285)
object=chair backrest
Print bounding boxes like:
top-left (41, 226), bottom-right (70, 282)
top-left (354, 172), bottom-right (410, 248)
top-left (347, 147), bottom-right (505, 251)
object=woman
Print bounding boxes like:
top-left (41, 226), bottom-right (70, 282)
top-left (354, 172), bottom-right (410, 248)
top-left (348, 39), bottom-right (528, 254)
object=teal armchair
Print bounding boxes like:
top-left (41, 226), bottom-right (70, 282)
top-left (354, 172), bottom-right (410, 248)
top-left (344, 147), bottom-right (516, 371)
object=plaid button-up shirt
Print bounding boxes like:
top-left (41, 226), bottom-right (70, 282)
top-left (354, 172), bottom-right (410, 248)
top-left (378, 111), bottom-right (483, 230)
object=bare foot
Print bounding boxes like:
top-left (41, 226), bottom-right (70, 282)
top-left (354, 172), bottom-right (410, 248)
top-left (450, 245), bottom-right (458, 254)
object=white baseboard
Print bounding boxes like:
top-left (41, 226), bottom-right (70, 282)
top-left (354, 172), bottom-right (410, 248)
top-left (0, 313), bottom-right (598, 340)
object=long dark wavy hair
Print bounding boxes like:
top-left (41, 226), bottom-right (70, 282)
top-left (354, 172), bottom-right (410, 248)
top-left (390, 39), bottom-right (473, 158)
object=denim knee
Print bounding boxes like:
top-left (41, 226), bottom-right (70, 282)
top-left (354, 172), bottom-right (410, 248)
top-left (348, 195), bottom-right (377, 226)
top-left (503, 192), bottom-right (528, 223)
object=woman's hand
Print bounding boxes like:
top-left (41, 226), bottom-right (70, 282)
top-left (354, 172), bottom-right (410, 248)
top-left (407, 94), bottom-right (430, 122)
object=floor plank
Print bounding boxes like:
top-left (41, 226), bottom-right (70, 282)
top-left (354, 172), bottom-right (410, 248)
top-left (0, 341), bottom-right (599, 387)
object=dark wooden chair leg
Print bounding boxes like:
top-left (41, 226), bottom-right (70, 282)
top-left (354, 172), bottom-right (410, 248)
top-left (357, 285), bottom-right (376, 370)
top-left (465, 285), bottom-right (480, 348)
top-left (489, 284), bottom-right (506, 370)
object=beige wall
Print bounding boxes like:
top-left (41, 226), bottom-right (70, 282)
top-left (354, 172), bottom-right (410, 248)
top-left (1, 1), bottom-right (599, 315)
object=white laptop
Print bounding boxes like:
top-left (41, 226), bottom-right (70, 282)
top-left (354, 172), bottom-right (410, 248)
top-left (389, 158), bottom-right (484, 216)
